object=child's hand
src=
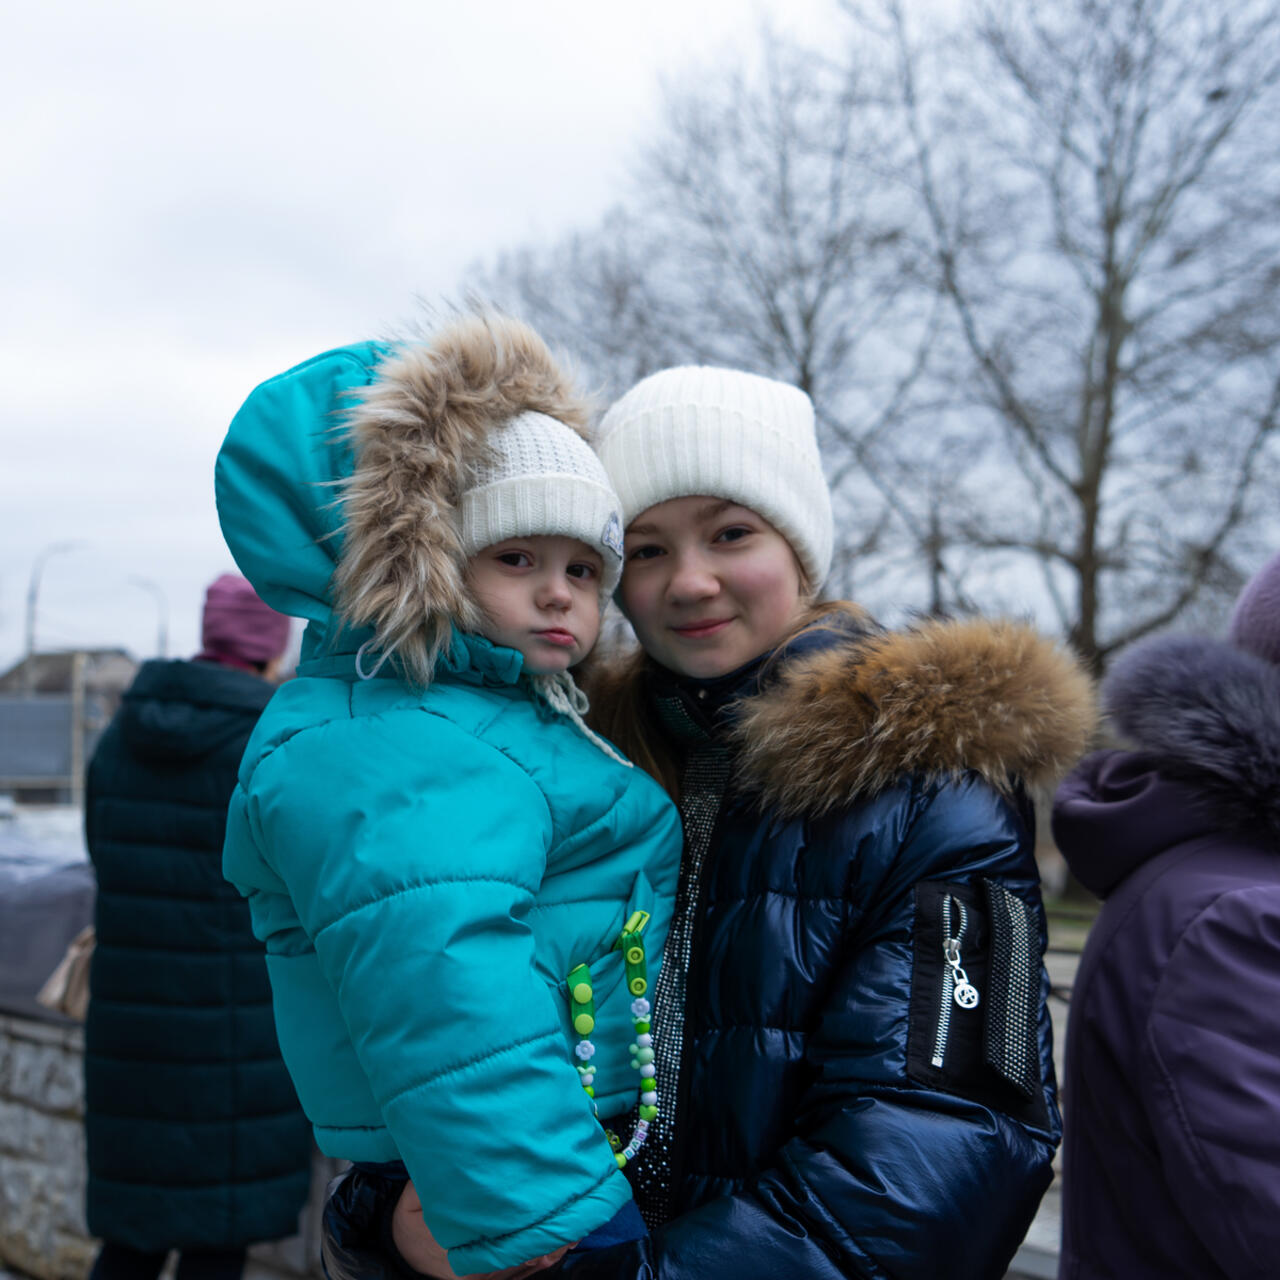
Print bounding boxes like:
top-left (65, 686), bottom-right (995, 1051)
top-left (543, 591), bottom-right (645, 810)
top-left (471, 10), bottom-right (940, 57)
top-left (393, 1181), bottom-right (577, 1279)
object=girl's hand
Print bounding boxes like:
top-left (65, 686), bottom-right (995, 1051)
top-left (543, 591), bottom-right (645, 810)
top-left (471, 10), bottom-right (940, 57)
top-left (393, 1181), bottom-right (576, 1279)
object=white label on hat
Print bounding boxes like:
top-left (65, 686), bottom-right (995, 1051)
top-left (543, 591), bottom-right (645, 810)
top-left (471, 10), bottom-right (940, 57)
top-left (602, 511), bottom-right (624, 558)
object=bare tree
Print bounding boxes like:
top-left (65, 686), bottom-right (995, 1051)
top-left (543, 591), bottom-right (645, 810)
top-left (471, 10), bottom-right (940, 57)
top-left (865, 0), bottom-right (1280, 667)
top-left (477, 35), bottom-right (956, 607)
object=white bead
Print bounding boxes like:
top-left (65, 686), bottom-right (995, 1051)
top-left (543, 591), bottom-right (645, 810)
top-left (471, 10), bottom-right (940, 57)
top-left (637, 1033), bottom-right (653, 1048)
top-left (575, 1041), bottom-right (596, 1061)
top-left (640, 1064), bottom-right (655, 1078)
top-left (641, 1091), bottom-right (657, 1105)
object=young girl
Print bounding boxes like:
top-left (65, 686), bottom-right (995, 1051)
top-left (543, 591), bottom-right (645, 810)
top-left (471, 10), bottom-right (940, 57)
top-left (546, 365), bottom-right (1095, 1280)
top-left (214, 313), bottom-right (680, 1276)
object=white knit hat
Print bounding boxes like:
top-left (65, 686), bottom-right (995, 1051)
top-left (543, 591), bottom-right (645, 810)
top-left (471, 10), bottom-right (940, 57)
top-left (460, 411), bottom-right (625, 592)
top-left (595, 366), bottom-right (834, 587)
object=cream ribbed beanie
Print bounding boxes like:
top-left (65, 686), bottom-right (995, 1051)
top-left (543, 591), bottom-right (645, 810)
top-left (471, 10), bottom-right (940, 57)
top-left (596, 366), bottom-right (834, 587)
top-left (460, 411), bottom-right (625, 592)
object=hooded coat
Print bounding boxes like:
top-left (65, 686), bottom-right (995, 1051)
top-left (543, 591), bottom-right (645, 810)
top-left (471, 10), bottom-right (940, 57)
top-left (214, 318), bottom-right (681, 1274)
top-left (1052, 635), bottom-right (1280, 1280)
top-left (561, 612), bottom-right (1096, 1280)
top-left (84, 658), bottom-right (312, 1251)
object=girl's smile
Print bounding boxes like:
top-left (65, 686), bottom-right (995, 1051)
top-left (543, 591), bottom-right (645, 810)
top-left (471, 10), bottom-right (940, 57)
top-left (620, 496), bottom-right (806, 679)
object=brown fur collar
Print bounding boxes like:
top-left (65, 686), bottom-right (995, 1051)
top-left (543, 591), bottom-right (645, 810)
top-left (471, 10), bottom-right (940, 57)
top-left (731, 618), bottom-right (1097, 816)
top-left (331, 312), bottom-right (592, 687)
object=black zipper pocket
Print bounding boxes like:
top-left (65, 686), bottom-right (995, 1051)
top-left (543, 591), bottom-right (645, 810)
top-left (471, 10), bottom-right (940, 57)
top-left (907, 878), bottom-right (1049, 1130)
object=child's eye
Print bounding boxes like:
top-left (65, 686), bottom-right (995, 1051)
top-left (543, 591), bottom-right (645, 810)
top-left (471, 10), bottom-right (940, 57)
top-left (567, 562), bottom-right (598, 581)
top-left (496, 551), bottom-right (532, 568)
top-left (714, 526), bottom-right (753, 544)
top-left (626, 544), bottom-right (664, 562)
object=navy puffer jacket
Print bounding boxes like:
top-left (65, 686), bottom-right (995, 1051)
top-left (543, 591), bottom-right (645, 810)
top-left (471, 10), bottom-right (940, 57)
top-left (569, 613), bottom-right (1095, 1280)
top-left (85, 659), bottom-right (312, 1251)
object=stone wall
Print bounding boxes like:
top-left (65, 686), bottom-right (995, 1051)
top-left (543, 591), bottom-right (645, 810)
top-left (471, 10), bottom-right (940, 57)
top-left (0, 1014), bottom-right (339, 1280)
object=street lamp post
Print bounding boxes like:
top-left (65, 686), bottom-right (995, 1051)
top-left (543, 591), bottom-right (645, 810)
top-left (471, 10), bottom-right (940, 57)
top-left (24, 541), bottom-right (83, 691)
top-left (129, 577), bottom-right (170, 658)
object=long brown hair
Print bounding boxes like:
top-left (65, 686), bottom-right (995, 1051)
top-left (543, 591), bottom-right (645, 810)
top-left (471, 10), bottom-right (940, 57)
top-left (585, 599), bottom-right (871, 801)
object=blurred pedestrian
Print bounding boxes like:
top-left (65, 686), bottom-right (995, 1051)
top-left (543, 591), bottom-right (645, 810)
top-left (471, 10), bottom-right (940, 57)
top-left (83, 573), bottom-right (312, 1280)
top-left (1053, 551), bottom-right (1280, 1279)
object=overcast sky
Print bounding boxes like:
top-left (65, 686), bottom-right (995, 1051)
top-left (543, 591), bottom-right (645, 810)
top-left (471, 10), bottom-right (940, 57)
top-left (1, 0), bottom-right (839, 670)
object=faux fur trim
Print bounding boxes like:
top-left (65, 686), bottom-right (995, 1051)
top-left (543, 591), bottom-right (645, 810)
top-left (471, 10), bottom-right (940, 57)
top-left (331, 311), bottom-right (592, 687)
top-left (1103, 634), bottom-right (1280, 837)
top-left (731, 619), bottom-right (1097, 816)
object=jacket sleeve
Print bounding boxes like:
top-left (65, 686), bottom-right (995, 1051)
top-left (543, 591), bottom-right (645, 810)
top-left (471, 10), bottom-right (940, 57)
top-left (560, 776), bottom-right (1057, 1280)
top-left (238, 712), bottom-right (629, 1274)
top-left (1144, 885), bottom-right (1280, 1278)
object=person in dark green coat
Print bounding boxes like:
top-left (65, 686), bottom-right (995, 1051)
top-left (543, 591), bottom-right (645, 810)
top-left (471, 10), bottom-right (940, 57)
top-left (84, 574), bottom-right (312, 1280)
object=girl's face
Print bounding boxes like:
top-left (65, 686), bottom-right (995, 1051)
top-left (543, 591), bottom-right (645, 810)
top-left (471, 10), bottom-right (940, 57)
top-left (619, 496), bottom-right (806, 679)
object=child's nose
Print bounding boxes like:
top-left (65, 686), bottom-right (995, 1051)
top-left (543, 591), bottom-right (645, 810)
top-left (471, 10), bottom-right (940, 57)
top-left (537, 575), bottom-right (573, 608)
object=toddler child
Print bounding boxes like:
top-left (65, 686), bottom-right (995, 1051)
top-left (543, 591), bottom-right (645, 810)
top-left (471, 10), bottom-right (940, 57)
top-left (215, 313), bottom-right (680, 1276)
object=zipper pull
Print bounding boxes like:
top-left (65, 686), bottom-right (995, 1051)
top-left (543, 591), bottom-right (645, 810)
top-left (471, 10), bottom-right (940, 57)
top-left (945, 936), bottom-right (980, 1009)
top-left (620, 910), bottom-right (650, 938)
top-left (616, 910), bottom-right (651, 997)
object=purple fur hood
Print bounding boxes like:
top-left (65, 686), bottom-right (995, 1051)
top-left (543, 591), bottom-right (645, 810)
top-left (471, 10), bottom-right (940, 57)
top-left (1056, 634), bottom-right (1280, 895)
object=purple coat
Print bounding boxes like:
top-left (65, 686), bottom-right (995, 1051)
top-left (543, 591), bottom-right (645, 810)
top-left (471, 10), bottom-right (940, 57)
top-left (1052, 635), bottom-right (1280, 1280)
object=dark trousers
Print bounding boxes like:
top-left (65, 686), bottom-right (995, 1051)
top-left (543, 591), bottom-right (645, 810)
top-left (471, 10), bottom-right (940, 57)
top-left (89, 1242), bottom-right (247, 1280)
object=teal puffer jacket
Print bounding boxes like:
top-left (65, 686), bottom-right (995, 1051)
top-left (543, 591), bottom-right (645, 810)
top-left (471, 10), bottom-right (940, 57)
top-left (216, 326), bottom-right (681, 1273)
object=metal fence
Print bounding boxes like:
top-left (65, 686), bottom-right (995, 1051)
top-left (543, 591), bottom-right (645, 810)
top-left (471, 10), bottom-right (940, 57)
top-left (0, 694), bottom-right (107, 804)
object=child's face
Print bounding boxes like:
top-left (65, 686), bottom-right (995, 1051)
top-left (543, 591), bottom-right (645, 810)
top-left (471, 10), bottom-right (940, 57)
top-left (467, 535), bottom-right (604, 675)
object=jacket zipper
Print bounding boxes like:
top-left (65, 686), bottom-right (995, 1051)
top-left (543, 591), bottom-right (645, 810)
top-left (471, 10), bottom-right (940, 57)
top-left (931, 894), bottom-right (979, 1069)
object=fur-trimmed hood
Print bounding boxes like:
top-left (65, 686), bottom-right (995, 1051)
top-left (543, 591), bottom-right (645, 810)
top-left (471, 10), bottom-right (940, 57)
top-left (729, 617), bottom-right (1096, 816)
top-left (590, 615), bottom-right (1097, 815)
top-left (216, 312), bottom-right (592, 686)
top-left (1101, 634), bottom-right (1280, 837)
top-left (332, 313), bottom-right (592, 685)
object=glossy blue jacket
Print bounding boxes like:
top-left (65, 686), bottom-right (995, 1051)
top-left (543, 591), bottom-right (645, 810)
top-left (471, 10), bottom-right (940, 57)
top-left (569, 612), bottom-right (1095, 1280)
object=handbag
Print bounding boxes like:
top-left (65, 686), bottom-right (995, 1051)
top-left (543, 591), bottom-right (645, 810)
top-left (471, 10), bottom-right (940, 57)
top-left (36, 924), bottom-right (95, 1021)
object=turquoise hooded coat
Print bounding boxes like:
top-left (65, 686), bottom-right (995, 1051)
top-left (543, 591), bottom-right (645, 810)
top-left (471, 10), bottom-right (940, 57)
top-left (215, 317), bottom-right (681, 1273)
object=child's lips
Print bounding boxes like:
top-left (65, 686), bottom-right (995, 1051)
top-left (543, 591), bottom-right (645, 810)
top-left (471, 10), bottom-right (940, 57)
top-left (535, 629), bottom-right (577, 647)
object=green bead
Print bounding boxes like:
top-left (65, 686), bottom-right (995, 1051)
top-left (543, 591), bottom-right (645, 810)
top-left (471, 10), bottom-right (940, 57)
top-left (572, 982), bottom-right (593, 1004)
top-left (573, 1013), bottom-right (595, 1035)
top-left (615, 1152), bottom-right (627, 1169)
top-left (636, 1047), bottom-right (655, 1064)
top-left (584, 1086), bottom-right (594, 1097)
top-left (639, 1105), bottom-right (658, 1121)
top-left (635, 1020), bottom-right (650, 1033)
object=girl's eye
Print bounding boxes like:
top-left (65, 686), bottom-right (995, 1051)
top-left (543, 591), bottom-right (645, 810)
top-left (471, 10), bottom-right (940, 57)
top-left (567, 562), bottom-right (598, 581)
top-left (626, 544), bottom-right (665, 562)
top-left (496, 551), bottom-right (532, 568)
top-left (715, 526), bottom-right (753, 544)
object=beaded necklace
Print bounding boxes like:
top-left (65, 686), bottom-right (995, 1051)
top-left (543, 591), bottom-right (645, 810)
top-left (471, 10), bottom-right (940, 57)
top-left (568, 910), bottom-right (659, 1168)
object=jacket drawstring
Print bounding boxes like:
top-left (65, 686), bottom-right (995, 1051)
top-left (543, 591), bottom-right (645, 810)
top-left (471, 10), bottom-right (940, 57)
top-left (530, 672), bottom-right (633, 768)
top-left (355, 639), bottom-right (392, 681)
